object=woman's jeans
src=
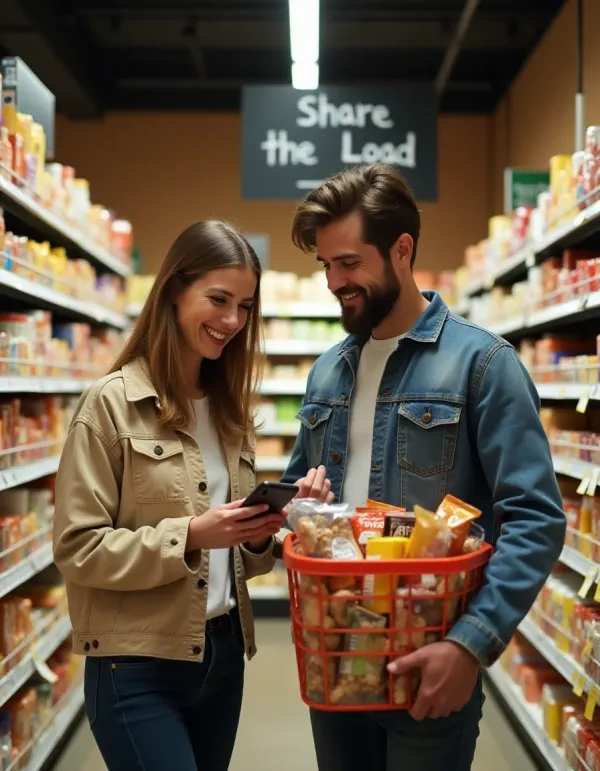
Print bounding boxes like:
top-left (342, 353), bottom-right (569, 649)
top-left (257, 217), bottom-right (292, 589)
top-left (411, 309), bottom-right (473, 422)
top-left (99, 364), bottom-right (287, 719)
top-left (83, 614), bottom-right (245, 771)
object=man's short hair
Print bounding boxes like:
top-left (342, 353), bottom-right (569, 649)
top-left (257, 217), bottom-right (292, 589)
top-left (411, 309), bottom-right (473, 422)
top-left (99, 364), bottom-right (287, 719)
top-left (291, 163), bottom-right (421, 267)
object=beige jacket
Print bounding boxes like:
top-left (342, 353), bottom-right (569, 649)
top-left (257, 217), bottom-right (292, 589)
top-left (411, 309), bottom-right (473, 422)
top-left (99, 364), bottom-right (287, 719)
top-left (53, 358), bottom-right (277, 663)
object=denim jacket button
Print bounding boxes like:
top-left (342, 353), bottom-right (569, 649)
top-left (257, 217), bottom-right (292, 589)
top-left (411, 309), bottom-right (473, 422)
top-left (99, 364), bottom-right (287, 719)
top-left (422, 411), bottom-right (432, 424)
top-left (309, 412), bottom-right (318, 425)
top-left (331, 451), bottom-right (342, 464)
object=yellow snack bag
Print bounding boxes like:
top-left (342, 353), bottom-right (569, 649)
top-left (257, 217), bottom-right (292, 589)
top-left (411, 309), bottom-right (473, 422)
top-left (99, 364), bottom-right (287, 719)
top-left (363, 537), bottom-right (409, 614)
top-left (406, 506), bottom-right (453, 559)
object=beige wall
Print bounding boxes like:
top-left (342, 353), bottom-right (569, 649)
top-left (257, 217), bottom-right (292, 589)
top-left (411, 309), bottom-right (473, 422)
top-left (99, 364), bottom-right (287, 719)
top-left (55, 112), bottom-right (490, 276)
top-left (491, 0), bottom-right (600, 214)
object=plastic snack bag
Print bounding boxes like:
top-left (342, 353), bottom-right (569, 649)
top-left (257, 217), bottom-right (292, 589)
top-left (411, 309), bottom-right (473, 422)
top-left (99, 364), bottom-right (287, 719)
top-left (405, 506), bottom-right (454, 559)
top-left (435, 495), bottom-right (482, 556)
top-left (334, 605), bottom-right (389, 705)
top-left (287, 499), bottom-right (363, 561)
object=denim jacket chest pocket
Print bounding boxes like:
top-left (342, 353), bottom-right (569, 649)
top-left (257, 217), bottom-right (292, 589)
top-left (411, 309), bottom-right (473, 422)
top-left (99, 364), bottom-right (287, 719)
top-left (297, 403), bottom-right (333, 468)
top-left (396, 399), bottom-right (462, 477)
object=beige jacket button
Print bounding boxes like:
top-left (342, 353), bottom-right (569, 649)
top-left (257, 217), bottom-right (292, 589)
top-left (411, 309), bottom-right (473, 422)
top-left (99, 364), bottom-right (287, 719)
top-left (92, 640), bottom-right (99, 649)
top-left (83, 642), bottom-right (91, 652)
top-left (199, 482), bottom-right (207, 492)
top-left (197, 578), bottom-right (207, 589)
top-left (154, 445), bottom-right (164, 456)
top-left (170, 538), bottom-right (178, 546)
top-left (192, 646), bottom-right (201, 655)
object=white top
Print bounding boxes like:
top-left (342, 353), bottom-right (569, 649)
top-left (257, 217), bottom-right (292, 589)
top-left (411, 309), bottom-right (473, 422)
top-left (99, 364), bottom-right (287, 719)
top-left (194, 398), bottom-right (236, 620)
top-left (341, 335), bottom-right (405, 509)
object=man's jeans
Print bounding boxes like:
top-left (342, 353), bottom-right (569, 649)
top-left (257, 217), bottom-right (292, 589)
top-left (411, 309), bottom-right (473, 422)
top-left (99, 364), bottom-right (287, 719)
top-left (83, 614), bottom-right (244, 771)
top-left (310, 675), bottom-right (484, 771)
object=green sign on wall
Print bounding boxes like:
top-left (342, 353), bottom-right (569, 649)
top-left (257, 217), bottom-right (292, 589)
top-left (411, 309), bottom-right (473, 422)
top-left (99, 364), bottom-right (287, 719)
top-left (504, 168), bottom-right (550, 214)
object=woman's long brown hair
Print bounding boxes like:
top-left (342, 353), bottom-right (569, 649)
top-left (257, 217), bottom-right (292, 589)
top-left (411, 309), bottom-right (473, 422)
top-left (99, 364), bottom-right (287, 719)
top-left (110, 220), bottom-right (263, 444)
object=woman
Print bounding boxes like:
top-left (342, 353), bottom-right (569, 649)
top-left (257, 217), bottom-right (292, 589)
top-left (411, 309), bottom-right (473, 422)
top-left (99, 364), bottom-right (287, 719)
top-left (53, 220), bottom-right (331, 770)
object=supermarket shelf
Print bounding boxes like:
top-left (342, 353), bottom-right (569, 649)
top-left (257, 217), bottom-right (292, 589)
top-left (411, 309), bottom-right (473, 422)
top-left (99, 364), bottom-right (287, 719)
top-left (552, 455), bottom-right (595, 483)
top-left (248, 585), bottom-right (289, 600)
top-left (0, 456), bottom-right (61, 492)
top-left (256, 456), bottom-right (291, 473)
top-left (467, 246), bottom-right (534, 297)
top-left (264, 340), bottom-right (337, 356)
top-left (260, 379), bottom-right (306, 396)
top-left (0, 614), bottom-right (72, 709)
top-left (536, 383), bottom-right (600, 401)
top-left (486, 665), bottom-right (567, 771)
top-left (0, 541), bottom-right (53, 601)
top-left (486, 292), bottom-right (600, 339)
top-left (262, 302), bottom-right (340, 319)
top-left (0, 376), bottom-right (94, 394)
top-left (28, 682), bottom-right (84, 771)
top-left (0, 176), bottom-right (130, 278)
top-left (518, 616), bottom-right (584, 691)
top-left (127, 302), bottom-right (143, 317)
top-left (535, 198), bottom-right (600, 261)
top-left (0, 269), bottom-right (128, 329)
top-left (559, 544), bottom-right (596, 579)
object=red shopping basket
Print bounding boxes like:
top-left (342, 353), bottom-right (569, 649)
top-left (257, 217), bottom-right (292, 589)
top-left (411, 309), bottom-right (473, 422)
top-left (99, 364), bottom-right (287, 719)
top-left (283, 533), bottom-right (492, 711)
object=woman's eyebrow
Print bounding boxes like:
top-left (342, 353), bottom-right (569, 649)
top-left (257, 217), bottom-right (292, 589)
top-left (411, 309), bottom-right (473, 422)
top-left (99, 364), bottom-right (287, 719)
top-left (209, 287), bottom-right (255, 303)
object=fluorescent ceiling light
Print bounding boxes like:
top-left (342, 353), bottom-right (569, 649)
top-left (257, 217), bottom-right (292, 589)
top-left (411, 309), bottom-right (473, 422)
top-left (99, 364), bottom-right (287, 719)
top-left (292, 62), bottom-right (319, 90)
top-left (289, 0), bottom-right (319, 64)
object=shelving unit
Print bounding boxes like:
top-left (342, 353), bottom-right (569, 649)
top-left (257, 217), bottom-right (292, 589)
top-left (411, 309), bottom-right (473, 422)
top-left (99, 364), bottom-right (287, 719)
top-left (0, 153), bottom-right (131, 769)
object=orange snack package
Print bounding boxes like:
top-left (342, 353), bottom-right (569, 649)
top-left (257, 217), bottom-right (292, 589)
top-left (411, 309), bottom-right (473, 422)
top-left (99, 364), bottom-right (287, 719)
top-left (352, 509), bottom-right (387, 555)
top-left (366, 499), bottom-right (398, 510)
top-left (435, 495), bottom-right (482, 556)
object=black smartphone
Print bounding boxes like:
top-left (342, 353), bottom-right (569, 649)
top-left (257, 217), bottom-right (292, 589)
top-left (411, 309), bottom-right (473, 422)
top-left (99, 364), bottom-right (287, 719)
top-left (243, 482), bottom-right (299, 518)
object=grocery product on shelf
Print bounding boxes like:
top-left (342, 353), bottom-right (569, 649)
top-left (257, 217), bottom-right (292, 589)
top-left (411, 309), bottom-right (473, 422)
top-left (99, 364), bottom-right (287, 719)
top-left (0, 396), bottom-right (78, 471)
top-left (0, 221), bottom-right (126, 312)
top-left (0, 310), bottom-right (124, 379)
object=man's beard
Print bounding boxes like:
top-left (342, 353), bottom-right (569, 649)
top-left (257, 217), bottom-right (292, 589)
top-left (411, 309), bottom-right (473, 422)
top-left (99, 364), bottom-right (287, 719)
top-left (336, 263), bottom-right (401, 338)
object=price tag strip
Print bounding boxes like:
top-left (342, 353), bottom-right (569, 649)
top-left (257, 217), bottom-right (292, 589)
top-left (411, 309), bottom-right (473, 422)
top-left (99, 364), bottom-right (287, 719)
top-left (579, 567), bottom-right (598, 598)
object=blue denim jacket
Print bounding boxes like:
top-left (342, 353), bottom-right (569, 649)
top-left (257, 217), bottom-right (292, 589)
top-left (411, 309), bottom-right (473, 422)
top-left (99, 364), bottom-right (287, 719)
top-left (282, 291), bottom-right (565, 667)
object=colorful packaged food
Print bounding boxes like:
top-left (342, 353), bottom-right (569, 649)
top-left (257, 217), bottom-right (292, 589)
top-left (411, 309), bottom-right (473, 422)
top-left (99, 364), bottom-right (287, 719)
top-left (334, 605), bottom-right (388, 704)
top-left (435, 495), bottom-right (482, 555)
top-left (288, 499), bottom-right (363, 561)
top-left (363, 537), bottom-right (408, 614)
top-left (366, 499), bottom-right (397, 510)
top-left (351, 510), bottom-right (387, 554)
top-left (406, 506), bottom-right (453, 559)
top-left (383, 511), bottom-right (416, 539)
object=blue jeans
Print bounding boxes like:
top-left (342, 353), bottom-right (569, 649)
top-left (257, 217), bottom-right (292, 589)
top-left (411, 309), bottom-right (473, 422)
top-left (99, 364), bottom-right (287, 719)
top-left (309, 676), bottom-right (484, 771)
top-left (84, 614), bottom-right (245, 771)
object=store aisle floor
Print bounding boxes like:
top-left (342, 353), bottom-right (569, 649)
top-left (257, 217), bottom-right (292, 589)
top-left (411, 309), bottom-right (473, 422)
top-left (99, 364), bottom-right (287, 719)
top-left (54, 620), bottom-right (537, 771)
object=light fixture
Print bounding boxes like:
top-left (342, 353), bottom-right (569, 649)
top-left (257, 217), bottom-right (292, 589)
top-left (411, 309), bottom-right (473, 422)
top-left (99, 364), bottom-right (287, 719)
top-left (291, 62), bottom-right (319, 90)
top-left (289, 0), bottom-right (320, 90)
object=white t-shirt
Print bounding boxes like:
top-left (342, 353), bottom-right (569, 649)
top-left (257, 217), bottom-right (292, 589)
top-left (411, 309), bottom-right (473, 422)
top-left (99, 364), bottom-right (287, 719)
top-left (341, 335), bottom-right (405, 509)
top-left (194, 398), bottom-right (236, 619)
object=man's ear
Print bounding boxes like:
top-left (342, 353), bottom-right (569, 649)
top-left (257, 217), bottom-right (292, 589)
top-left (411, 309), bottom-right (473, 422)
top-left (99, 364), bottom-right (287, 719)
top-left (392, 233), bottom-right (414, 268)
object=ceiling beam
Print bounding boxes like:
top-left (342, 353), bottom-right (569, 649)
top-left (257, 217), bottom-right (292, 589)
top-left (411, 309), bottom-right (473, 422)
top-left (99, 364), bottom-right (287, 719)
top-left (0, 0), bottom-right (107, 117)
top-left (435, 0), bottom-right (481, 94)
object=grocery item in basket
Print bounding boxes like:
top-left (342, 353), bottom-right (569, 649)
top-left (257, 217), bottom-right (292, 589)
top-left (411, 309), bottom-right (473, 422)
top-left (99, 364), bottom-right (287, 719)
top-left (462, 523), bottom-right (485, 554)
top-left (363, 537), bottom-right (408, 614)
top-left (366, 499), bottom-right (397, 510)
top-left (329, 589), bottom-right (357, 628)
top-left (383, 511), bottom-right (416, 539)
top-left (334, 605), bottom-right (388, 704)
top-left (405, 506), bottom-right (454, 559)
top-left (351, 509), bottom-right (387, 554)
top-left (305, 654), bottom-right (337, 704)
top-left (435, 495), bottom-right (482, 556)
top-left (287, 499), bottom-right (363, 561)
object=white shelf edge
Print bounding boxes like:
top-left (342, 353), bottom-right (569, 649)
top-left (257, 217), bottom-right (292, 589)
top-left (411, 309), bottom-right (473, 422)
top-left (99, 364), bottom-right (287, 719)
top-left (486, 666), bottom-right (567, 771)
top-left (255, 456), bottom-right (291, 473)
top-left (260, 379), bottom-right (307, 396)
top-left (0, 541), bottom-right (54, 600)
top-left (0, 176), bottom-right (130, 277)
top-left (261, 302), bottom-right (340, 319)
top-left (0, 269), bottom-right (128, 329)
top-left (28, 681), bottom-right (84, 771)
top-left (248, 585), bottom-right (288, 600)
top-left (552, 456), bottom-right (593, 483)
top-left (257, 423), bottom-right (299, 437)
top-left (560, 544), bottom-right (597, 578)
top-left (0, 614), bottom-right (72, 709)
top-left (264, 340), bottom-right (338, 356)
top-left (0, 376), bottom-right (94, 394)
top-left (518, 616), bottom-right (583, 690)
top-left (537, 383), bottom-right (600, 401)
top-left (0, 456), bottom-right (61, 491)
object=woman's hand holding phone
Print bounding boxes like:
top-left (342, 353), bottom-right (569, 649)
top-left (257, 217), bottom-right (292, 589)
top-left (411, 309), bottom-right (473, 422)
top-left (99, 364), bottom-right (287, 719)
top-left (186, 500), bottom-right (285, 551)
top-left (293, 465), bottom-right (335, 504)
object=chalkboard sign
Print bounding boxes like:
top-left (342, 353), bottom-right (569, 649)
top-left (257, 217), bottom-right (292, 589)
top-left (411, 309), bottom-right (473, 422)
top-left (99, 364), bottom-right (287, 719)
top-left (242, 85), bottom-right (438, 202)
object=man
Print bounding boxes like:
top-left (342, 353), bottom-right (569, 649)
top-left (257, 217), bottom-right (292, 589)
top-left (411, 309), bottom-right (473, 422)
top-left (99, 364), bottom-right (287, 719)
top-left (282, 163), bottom-right (565, 771)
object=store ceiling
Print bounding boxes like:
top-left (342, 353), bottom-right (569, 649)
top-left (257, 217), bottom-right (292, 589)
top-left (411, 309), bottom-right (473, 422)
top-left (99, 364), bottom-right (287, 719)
top-left (0, 0), bottom-right (568, 118)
